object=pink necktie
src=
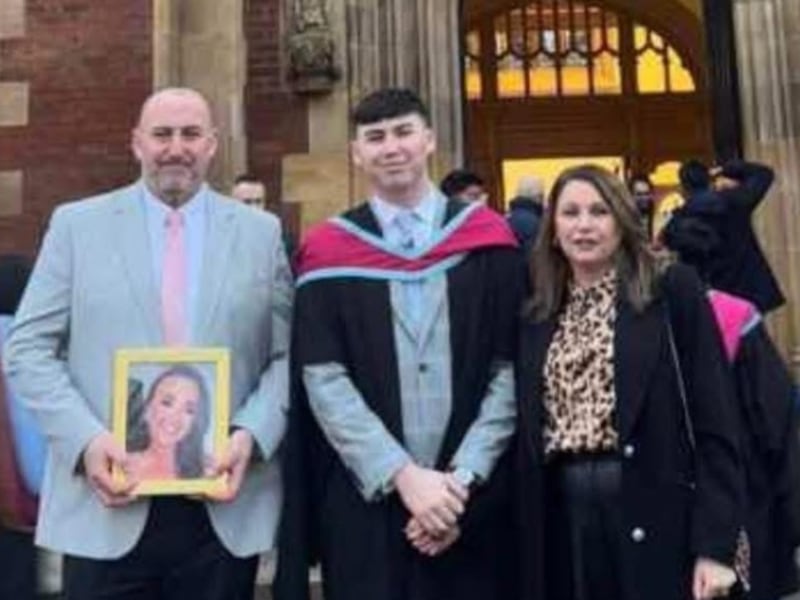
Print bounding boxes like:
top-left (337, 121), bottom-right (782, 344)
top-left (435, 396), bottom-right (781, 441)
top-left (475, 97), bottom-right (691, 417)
top-left (161, 211), bottom-right (187, 346)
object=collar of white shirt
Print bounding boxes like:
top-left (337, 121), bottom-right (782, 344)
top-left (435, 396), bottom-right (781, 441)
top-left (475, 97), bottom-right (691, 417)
top-left (141, 181), bottom-right (208, 221)
top-left (370, 184), bottom-right (441, 234)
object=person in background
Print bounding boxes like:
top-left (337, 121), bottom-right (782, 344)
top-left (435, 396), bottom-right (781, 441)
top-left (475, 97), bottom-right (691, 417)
top-left (231, 173), bottom-right (267, 210)
top-left (0, 254), bottom-right (40, 600)
top-left (663, 213), bottom-right (800, 600)
top-left (3, 88), bottom-right (292, 600)
top-left (515, 164), bottom-right (742, 600)
top-left (705, 290), bottom-right (800, 600)
top-left (439, 168), bottom-right (488, 204)
top-left (276, 87), bottom-right (522, 600)
top-left (628, 173), bottom-right (655, 239)
top-left (232, 173), bottom-right (298, 263)
top-left (506, 175), bottom-right (545, 257)
top-left (666, 159), bottom-right (784, 314)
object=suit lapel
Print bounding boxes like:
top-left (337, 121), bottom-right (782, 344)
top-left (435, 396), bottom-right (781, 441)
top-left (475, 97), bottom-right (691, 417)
top-left (416, 278), bottom-right (447, 349)
top-left (520, 318), bottom-right (557, 412)
top-left (415, 198), bottom-right (463, 346)
top-left (113, 185), bottom-right (161, 344)
top-left (615, 299), bottom-right (665, 440)
top-left (389, 285), bottom-right (419, 341)
top-left (193, 193), bottom-right (237, 343)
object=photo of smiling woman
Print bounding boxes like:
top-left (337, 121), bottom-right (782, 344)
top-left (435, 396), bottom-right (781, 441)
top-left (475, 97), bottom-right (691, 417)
top-left (126, 364), bottom-right (211, 481)
top-left (514, 165), bottom-right (744, 600)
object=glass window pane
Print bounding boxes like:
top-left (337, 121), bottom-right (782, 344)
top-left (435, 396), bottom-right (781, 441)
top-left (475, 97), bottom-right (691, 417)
top-left (593, 51), bottom-right (621, 94)
top-left (605, 11), bottom-right (619, 52)
top-left (509, 8), bottom-right (525, 56)
top-left (525, 6), bottom-right (541, 54)
top-left (635, 25), bottom-right (666, 93)
top-left (498, 54), bottom-right (526, 98)
top-left (495, 15), bottom-right (509, 56)
top-left (528, 55), bottom-right (558, 97)
top-left (465, 56), bottom-right (483, 100)
top-left (637, 48), bottom-right (667, 93)
top-left (563, 60), bottom-right (590, 95)
top-left (668, 47), bottom-right (695, 92)
top-left (466, 30), bottom-right (481, 56)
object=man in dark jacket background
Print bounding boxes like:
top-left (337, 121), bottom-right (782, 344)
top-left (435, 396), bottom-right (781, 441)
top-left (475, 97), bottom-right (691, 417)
top-left (506, 175), bottom-right (544, 258)
top-left (664, 159), bottom-right (785, 314)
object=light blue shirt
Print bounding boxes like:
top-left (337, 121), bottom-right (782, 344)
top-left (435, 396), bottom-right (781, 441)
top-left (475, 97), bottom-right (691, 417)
top-left (141, 183), bottom-right (207, 342)
top-left (369, 189), bottom-right (440, 250)
top-left (371, 189), bottom-right (442, 326)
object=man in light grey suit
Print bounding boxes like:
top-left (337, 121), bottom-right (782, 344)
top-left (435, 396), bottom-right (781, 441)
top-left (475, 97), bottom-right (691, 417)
top-left (3, 88), bottom-right (292, 599)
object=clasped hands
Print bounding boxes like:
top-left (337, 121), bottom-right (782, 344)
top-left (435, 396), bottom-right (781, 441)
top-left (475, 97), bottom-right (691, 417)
top-left (81, 429), bottom-right (255, 506)
top-left (393, 463), bottom-right (469, 557)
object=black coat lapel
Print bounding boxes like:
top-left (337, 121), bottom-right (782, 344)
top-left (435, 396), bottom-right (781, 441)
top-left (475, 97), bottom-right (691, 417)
top-left (615, 299), bottom-right (666, 440)
top-left (518, 317), bottom-right (557, 458)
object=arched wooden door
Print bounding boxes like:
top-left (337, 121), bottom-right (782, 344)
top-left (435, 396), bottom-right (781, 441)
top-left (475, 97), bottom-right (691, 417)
top-left (461, 0), bottom-right (713, 208)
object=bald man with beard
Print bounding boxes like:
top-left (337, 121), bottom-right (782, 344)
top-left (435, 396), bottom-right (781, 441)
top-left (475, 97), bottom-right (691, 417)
top-left (3, 88), bottom-right (292, 599)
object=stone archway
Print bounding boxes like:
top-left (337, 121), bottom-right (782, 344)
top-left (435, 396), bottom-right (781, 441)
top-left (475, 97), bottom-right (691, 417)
top-left (460, 0), bottom-right (713, 206)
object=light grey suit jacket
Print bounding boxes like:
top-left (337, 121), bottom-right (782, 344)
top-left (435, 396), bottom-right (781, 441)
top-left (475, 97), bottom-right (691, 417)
top-left (2, 182), bottom-right (292, 559)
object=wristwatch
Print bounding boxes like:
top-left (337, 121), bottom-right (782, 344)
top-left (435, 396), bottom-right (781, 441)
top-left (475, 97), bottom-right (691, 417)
top-left (451, 466), bottom-right (477, 491)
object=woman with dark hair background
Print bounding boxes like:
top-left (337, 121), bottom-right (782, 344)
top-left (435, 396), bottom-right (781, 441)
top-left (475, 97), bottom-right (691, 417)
top-left (514, 165), bottom-right (743, 600)
top-left (0, 254), bottom-right (39, 600)
top-left (127, 364), bottom-right (211, 481)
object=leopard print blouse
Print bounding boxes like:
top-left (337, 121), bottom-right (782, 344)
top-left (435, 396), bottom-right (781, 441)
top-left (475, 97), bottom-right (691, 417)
top-left (543, 270), bottom-right (618, 456)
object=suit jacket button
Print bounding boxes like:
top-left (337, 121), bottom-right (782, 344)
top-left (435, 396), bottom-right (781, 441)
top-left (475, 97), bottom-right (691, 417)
top-left (418, 363), bottom-right (428, 373)
top-left (631, 527), bottom-right (646, 543)
top-left (623, 444), bottom-right (635, 458)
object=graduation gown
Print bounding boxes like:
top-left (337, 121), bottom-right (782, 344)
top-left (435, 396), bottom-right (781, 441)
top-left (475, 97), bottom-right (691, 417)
top-left (274, 200), bottom-right (523, 600)
top-left (730, 322), bottom-right (800, 599)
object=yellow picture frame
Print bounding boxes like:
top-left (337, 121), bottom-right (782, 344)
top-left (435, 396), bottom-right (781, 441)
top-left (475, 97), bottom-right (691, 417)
top-left (112, 347), bottom-right (230, 496)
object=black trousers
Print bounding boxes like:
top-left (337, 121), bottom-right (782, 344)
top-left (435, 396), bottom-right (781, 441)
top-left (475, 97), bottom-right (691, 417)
top-left (0, 525), bottom-right (36, 600)
top-left (63, 498), bottom-right (258, 600)
top-left (545, 454), bottom-right (625, 600)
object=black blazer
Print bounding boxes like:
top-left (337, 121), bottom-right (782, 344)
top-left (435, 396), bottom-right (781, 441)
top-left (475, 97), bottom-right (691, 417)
top-left (514, 264), bottom-right (743, 600)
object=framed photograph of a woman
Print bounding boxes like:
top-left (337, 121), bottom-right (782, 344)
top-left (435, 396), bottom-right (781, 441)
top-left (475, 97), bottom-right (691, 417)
top-left (112, 347), bottom-right (230, 496)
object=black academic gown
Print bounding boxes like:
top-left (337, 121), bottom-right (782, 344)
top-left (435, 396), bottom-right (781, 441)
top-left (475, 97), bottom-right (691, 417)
top-left (274, 200), bottom-right (523, 600)
top-left (732, 324), bottom-right (800, 599)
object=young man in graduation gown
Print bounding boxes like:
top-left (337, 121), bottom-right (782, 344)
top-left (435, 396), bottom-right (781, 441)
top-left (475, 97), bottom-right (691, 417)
top-left (274, 88), bottom-right (523, 600)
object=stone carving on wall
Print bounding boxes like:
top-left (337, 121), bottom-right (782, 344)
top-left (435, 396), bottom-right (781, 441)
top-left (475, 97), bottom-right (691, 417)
top-left (287, 0), bottom-right (339, 93)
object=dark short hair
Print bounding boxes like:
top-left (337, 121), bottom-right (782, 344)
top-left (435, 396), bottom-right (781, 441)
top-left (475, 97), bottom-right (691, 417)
top-left (679, 159), bottom-right (711, 193)
top-left (0, 254), bottom-right (32, 315)
top-left (234, 173), bottom-right (262, 186)
top-left (351, 88), bottom-right (431, 129)
top-left (440, 169), bottom-right (485, 198)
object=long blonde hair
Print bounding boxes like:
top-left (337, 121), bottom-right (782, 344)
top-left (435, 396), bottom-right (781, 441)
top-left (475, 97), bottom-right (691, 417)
top-left (528, 165), bottom-right (661, 321)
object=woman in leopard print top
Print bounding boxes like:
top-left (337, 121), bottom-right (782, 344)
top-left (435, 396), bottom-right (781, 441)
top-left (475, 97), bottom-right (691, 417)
top-left (513, 165), bottom-right (743, 600)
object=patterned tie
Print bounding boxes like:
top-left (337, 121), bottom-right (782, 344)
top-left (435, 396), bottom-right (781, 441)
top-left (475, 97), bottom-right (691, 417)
top-left (394, 210), bottom-right (417, 251)
top-left (394, 211), bottom-right (423, 327)
top-left (161, 210), bottom-right (187, 346)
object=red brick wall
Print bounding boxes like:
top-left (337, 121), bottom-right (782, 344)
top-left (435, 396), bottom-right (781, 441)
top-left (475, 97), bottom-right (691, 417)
top-left (244, 0), bottom-right (308, 206)
top-left (0, 0), bottom-right (152, 256)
